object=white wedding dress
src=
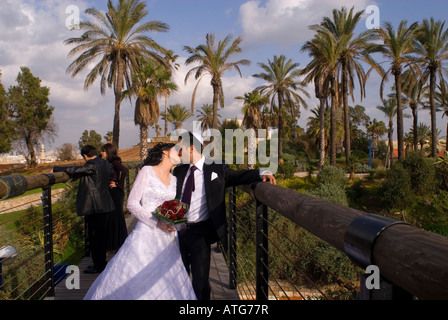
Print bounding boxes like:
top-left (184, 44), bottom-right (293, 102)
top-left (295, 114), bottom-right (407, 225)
top-left (84, 166), bottom-right (197, 300)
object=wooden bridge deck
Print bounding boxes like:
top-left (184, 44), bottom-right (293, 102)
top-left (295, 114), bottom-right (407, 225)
top-left (51, 215), bottom-right (239, 300)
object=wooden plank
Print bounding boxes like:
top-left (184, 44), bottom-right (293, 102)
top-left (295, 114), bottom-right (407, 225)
top-left (210, 245), bottom-right (240, 300)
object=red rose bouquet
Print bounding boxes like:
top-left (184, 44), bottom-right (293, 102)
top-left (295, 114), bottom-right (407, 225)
top-left (152, 200), bottom-right (189, 227)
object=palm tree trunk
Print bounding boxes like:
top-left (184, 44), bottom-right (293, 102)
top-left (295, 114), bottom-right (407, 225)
top-left (140, 125), bottom-right (148, 161)
top-left (212, 80), bottom-right (220, 130)
top-left (278, 92), bottom-right (284, 157)
top-left (342, 66), bottom-right (351, 166)
top-left (395, 72), bottom-right (404, 161)
top-left (113, 56), bottom-right (124, 149)
top-left (319, 97), bottom-right (326, 169)
top-left (430, 69), bottom-right (438, 158)
top-left (389, 120), bottom-right (394, 166)
top-left (165, 97), bottom-right (168, 137)
top-left (330, 77), bottom-right (337, 166)
top-left (412, 104), bottom-right (418, 152)
top-left (446, 119), bottom-right (448, 153)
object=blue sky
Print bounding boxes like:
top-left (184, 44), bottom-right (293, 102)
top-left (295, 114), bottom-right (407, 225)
top-left (1, 0), bottom-right (448, 150)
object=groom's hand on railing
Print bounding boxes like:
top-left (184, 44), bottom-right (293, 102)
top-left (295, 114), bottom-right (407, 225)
top-left (261, 173), bottom-right (276, 185)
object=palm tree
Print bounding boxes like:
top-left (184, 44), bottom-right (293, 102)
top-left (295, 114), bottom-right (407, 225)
top-left (184, 34), bottom-right (250, 129)
top-left (401, 71), bottom-right (427, 152)
top-left (307, 106), bottom-right (330, 156)
top-left (196, 104), bottom-right (219, 132)
top-left (314, 6), bottom-right (376, 166)
top-left (236, 90), bottom-right (269, 131)
top-left (377, 97), bottom-right (398, 166)
top-left (154, 124), bottom-right (162, 137)
top-left (64, 0), bottom-right (169, 148)
top-left (373, 20), bottom-right (419, 161)
top-left (130, 60), bottom-right (177, 160)
top-left (435, 79), bottom-right (448, 151)
top-left (416, 122), bottom-right (432, 151)
top-left (414, 18), bottom-right (448, 157)
top-left (236, 90), bottom-right (269, 169)
top-left (253, 55), bottom-right (310, 157)
top-left (367, 118), bottom-right (387, 143)
top-left (302, 31), bottom-right (340, 165)
top-left (162, 50), bottom-right (180, 137)
top-left (163, 104), bottom-right (193, 129)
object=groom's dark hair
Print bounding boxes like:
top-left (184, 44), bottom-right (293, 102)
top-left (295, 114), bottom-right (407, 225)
top-left (178, 132), bottom-right (203, 153)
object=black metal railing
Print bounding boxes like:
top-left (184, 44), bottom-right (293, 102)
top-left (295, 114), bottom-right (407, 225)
top-left (226, 185), bottom-right (359, 300)
top-left (0, 163), bottom-right (141, 300)
top-left (225, 182), bottom-right (448, 300)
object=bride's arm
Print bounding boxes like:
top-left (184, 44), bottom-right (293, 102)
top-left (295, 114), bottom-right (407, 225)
top-left (126, 166), bottom-right (158, 229)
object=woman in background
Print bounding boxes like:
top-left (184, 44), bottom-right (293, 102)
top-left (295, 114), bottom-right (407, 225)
top-left (101, 143), bottom-right (129, 251)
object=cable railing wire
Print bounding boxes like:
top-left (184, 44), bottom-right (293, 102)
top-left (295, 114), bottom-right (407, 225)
top-left (227, 185), bottom-right (360, 300)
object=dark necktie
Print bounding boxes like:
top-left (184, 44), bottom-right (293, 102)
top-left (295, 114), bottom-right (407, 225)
top-left (181, 165), bottom-right (198, 207)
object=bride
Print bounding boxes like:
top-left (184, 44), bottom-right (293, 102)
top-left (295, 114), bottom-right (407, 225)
top-left (84, 143), bottom-right (197, 300)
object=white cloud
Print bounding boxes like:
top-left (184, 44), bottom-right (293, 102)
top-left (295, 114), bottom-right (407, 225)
top-left (239, 0), bottom-right (373, 48)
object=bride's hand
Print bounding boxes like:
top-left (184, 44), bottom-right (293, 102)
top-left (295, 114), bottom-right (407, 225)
top-left (157, 220), bottom-right (176, 233)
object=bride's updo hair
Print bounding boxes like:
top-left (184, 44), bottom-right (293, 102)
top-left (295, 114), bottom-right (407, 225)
top-left (144, 143), bottom-right (176, 166)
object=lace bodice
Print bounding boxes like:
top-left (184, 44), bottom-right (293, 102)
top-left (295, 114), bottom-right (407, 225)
top-left (126, 166), bottom-right (177, 229)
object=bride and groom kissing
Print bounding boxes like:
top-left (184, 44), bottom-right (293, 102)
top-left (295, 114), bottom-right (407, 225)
top-left (84, 131), bottom-right (276, 300)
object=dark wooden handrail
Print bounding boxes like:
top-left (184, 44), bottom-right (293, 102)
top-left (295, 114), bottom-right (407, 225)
top-left (239, 182), bottom-right (448, 300)
top-left (0, 162), bottom-right (142, 201)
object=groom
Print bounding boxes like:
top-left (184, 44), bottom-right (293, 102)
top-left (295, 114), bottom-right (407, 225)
top-left (173, 132), bottom-right (276, 300)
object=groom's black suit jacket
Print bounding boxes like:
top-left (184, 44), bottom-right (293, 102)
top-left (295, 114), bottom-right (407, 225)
top-left (173, 161), bottom-right (262, 246)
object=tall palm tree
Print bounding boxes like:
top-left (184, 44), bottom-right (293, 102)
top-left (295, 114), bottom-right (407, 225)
top-left (184, 34), bottom-right (250, 129)
top-left (64, 0), bottom-right (169, 148)
top-left (162, 50), bottom-right (180, 137)
top-left (130, 60), bottom-right (177, 160)
top-left (401, 71), bottom-right (427, 151)
top-left (253, 55), bottom-right (310, 157)
top-left (306, 106), bottom-right (330, 156)
top-left (196, 104), bottom-right (219, 132)
top-left (414, 18), bottom-right (448, 157)
top-left (435, 79), bottom-right (448, 151)
top-left (314, 6), bottom-right (376, 166)
top-left (377, 97), bottom-right (398, 166)
top-left (373, 20), bottom-right (419, 161)
top-left (302, 31), bottom-right (340, 165)
top-left (163, 104), bottom-right (193, 129)
top-left (236, 90), bottom-right (269, 169)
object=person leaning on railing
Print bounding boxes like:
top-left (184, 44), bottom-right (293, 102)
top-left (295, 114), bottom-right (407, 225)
top-left (52, 145), bottom-right (116, 274)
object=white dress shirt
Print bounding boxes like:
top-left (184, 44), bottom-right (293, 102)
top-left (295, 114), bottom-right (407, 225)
top-left (181, 157), bottom-right (272, 224)
top-left (181, 156), bottom-right (209, 223)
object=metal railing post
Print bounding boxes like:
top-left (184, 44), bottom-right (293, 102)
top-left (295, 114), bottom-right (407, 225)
top-left (42, 174), bottom-right (56, 298)
top-left (256, 199), bottom-right (269, 300)
top-left (228, 186), bottom-right (237, 289)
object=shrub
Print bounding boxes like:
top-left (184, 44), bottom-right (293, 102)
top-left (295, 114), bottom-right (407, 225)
top-left (401, 152), bottom-right (438, 197)
top-left (408, 190), bottom-right (448, 237)
top-left (381, 163), bottom-right (415, 214)
top-left (316, 166), bottom-right (347, 189)
top-left (307, 182), bottom-right (349, 207)
top-left (279, 163), bottom-right (296, 178)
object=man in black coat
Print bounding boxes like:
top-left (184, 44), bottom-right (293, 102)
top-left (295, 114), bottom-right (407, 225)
top-left (173, 132), bottom-right (276, 300)
top-left (54, 145), bottom-right (115, 273)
